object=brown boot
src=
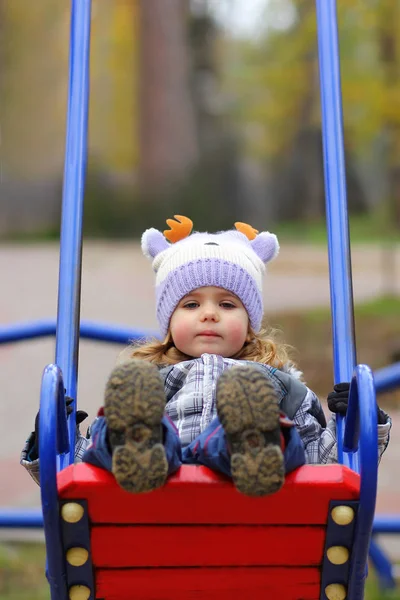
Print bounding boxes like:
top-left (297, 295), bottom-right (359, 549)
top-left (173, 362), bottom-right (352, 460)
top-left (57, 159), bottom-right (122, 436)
top-left (216, 366), bottom-right (285, 497)
top-left (104, 360), bottom-right (168, 493)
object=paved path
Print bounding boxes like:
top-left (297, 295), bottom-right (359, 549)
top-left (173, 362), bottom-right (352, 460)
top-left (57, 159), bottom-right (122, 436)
top-left (1, 242), bottom-right (399, 556)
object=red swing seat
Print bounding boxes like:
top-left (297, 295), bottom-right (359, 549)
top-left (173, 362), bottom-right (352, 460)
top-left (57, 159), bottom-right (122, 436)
top-left (57, 462), bottom-right (360, 600)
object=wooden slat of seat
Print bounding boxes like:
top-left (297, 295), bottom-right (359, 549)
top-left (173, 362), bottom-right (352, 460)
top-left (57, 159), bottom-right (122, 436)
top-left (58, 463), bottom-right (360, 525)
top-left (92, 525), bottom-right (324, 568)
top-left (95, 566), bottom-right (321, 600)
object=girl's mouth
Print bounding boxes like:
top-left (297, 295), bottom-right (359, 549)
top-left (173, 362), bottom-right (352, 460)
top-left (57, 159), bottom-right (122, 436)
top-left (197, 331), bottom-right (221, 337)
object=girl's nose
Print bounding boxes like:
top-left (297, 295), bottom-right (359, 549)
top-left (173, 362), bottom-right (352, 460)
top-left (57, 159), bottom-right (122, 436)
top-left (200, 305), bottom-right (219, 321)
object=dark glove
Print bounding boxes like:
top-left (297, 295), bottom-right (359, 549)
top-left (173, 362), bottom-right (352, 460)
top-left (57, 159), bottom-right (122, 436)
top-left (327, 382), bottom-right (387, 425)
top-left (327, 383), bottom-right (350, 415)
top-left (31, 397), bottom-right (88, 460)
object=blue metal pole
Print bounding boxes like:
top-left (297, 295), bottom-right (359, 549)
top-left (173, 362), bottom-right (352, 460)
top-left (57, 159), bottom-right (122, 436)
top-left (39, 364), bottom-right (69, 600)
top-left (55, 0), bottom-right (92, 467)
top-left (0, 319), bottom-right (158, 345)
top-left (315, 0), bottom-right (357, 468)
top-left (343, 365), bottom-right (378, 599)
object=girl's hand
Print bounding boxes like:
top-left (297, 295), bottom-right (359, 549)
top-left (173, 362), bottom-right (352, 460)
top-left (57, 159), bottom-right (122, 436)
top-left (32, 398), bottom-right (88, 459)
top-left (327, 383), bottom-right (387, 424)
top-left (327, 383), bottom-right (349, 414)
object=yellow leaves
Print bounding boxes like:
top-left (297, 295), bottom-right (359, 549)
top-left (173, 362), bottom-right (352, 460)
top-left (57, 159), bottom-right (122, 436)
top-left (381, 88), bottom-right (400, 125)
top-left (222, 2), bottom-right (400, 160)
top-left (90, 0), bottom-right (139, 172)
top-left (2, 0), bottom-right (70, 177)
top-left (4, 0), bottom-right (140, 178)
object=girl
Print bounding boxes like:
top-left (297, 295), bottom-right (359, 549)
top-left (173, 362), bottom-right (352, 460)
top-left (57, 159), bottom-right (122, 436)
top-left (21, 216), bottom-right (391, 497)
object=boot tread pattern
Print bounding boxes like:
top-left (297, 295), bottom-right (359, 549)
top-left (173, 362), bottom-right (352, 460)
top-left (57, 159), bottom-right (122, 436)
top-left (216, 366), bottom-right (285, 497)
top-left (104, 360), bottom-right (168, 494)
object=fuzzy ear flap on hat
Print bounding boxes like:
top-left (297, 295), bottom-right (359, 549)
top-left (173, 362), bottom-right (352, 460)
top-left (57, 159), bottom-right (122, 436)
top-left (141, 228), bottom-right (169, 260)
top-left (251, 231), bottom-right (279, 264)
top-left (234, 222), bottom-right (279, 264)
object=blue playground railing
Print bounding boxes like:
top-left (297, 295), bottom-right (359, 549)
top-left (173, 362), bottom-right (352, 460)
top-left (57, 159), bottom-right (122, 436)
top-left (0, 320), bottom-right (158, 346)
top-left (344, 366), bottom-right (378, 598)
top-left (55, 0), bottom-right (91, 470)
top-left (316, 0), bottom-right (358, 471)
top-left (1, 318), bottom-right (400, 396)
top-left (1, 318), bottom-right (399, 397)
top-left (39, 365), bottom-right (69, 598)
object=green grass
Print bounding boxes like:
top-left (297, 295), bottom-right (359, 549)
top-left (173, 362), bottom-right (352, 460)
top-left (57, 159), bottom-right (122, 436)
top-left (299, 295), bottom-right (400, 324)
top-left (0, 541), bottom-right (398, 600)
top-left (267, 294), bottom-right (400, 405)
top-left (0, 228), bottom-right (60, 244)
top-left (0, 542), bottom-right (49, 600)
top-left (365, 577), bottom-right (400, 600)
top-left (270, 294), bottom-right (400, 329)
top-left (276, 213), bottom-right (400, 245)
top-left (354, 295), bottom-right (400, 318)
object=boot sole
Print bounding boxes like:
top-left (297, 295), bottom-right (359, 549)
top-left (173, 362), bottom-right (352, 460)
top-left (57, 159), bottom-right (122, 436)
top-left (104, 360), bottom-right (168, 494)
top-left (216, 366), bottom-right (285, 497)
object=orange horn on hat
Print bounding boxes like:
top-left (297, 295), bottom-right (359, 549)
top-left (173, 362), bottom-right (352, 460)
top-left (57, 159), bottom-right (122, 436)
top-left (164, 215), bottom-right (193, 243)
top-left (234, 222), bottom-right (259, 241)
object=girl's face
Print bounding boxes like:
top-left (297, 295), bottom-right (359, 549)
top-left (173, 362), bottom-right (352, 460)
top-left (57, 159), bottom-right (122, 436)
top-left (169, 286), bottom-right (250, 358)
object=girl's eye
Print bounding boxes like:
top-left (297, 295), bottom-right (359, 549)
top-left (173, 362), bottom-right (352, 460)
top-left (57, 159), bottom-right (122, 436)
top-left (183, 302), bottom-right (199, 309)
top-left (220, 302), bottom-right (235, 309)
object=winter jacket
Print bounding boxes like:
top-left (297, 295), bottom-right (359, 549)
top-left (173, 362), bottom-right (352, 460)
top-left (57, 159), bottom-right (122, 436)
top-left (21, 354), bottom-right (391, 485)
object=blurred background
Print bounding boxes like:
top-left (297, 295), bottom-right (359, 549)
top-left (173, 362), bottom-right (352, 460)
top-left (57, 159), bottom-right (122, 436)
top-left (1, 1), bottom-right (400, 598)
top-left (2, 0), bottom-right (400, 238)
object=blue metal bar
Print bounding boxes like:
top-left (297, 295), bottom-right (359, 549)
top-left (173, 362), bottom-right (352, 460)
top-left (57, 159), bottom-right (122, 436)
top-left (0, 320), bottom-right (158, 345)
top-left (55, 0), bottom-right (92, 467)
top-left (343, 364), bottom-right (378, 600)
top-left (373, 516), bottom-right (400, 534)
top-left (0, 509), bottom-right (43, 528)
top-left (315, 0), bottom-right (357, 469)
top-left (374, 361), bottom-right (400, 393)
top-left (369, 538), bottom-right (396, 590)
top-left (39, 364), bottom-right (69, 600)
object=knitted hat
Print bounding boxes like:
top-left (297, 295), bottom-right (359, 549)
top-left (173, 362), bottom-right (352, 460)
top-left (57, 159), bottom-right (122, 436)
top-left (141, 216), bottom-right (279, 337)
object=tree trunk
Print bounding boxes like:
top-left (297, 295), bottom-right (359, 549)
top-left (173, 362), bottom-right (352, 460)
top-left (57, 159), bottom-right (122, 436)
top-left (138, 0), bottom-right (199, 191)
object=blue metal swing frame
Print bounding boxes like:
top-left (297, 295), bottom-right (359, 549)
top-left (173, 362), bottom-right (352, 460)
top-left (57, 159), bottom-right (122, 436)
top-left (0, 0), bottom-right (398, 597)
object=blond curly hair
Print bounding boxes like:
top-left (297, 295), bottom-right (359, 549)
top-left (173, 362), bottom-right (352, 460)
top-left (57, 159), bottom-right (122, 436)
top-left (127, 326), bottom-right (292, 369)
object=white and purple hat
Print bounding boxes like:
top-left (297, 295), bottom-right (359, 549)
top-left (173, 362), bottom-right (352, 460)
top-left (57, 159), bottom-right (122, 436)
top-left (141, 216), bottom-right (279, 337)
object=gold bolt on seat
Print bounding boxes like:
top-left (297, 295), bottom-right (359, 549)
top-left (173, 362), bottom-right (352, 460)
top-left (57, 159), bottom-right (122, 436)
top-left (69, 584), bottom-right (91, 600)
top-left (325, 583), bottom-right (347, 600)
top-left (331, 505), bottom-right (354, 526)
top-left (61, 502), bottom-right (85, 523)
top-left (66, 547), bottom-right (89, 567)
top-left (327, 545), bottom-right (349, 565)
